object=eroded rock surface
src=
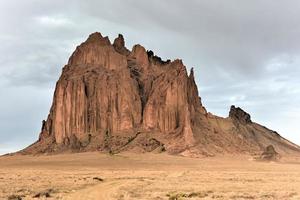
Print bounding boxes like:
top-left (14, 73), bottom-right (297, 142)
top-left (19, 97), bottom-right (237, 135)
top-left (260, 145), bottom-right (280, 161)
top-left (22, 32), bottom-right (300, 157)
top-left (229, 105), bottom-right (252, 125)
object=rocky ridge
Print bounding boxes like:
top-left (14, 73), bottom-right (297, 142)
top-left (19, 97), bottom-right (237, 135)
top-left (22, 32), bottom-right (300, 157)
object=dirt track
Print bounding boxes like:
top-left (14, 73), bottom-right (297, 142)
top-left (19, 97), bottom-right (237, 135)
top-left (0, 152), bottom-right (300, 199)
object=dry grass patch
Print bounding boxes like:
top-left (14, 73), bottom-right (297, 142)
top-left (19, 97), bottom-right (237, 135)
top-left (167, 191), bottom-right (214, 199)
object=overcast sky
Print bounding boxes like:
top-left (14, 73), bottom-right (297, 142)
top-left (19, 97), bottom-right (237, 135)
top-left (1, 0), bottom-right (300, 155)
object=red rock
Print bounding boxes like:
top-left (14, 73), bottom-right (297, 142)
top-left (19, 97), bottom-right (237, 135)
top-left (21, 32), bottom-right (300, 157)
top-left (113, 34), bottom-right (130, 56)
top-left (130, 44), bottom-right (149, 70)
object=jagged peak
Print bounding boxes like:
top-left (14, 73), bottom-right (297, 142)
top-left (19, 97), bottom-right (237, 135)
top-left (173, 59), bottom-right (183, 64)
top-left (113, 34), bottom-right (125, 47)
top-left (113, 34), bottom-right (130, 55)
top-left (130, 44), bottom-right (149, 67)
top-left (170, 59), bottom-right (185, 69)
top-left (131, 44), bottom-right (177, 67)
top-left (229, 105), bottom-right (252, 124)
top-left (132, 44), bottom-right (146, 52)
top-left (88, 32), bottom-right (103, 39)
top-left (85, 32), bottom-right (111, 46)
top-left (147, 50), bottom-right (171, 65)
top-left (67, 32), bottom-right (128, 67)
top-left (189, 67), bottom-right (195, 79)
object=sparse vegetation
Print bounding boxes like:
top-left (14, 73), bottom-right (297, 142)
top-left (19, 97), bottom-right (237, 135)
top-left (92, 177), bottom-right (104, 182)
top-left (1, 153), bottom-right (300, 199)
top-left (167, 191), bottom-right (212, 199)
top-left (33, 189), bottom-right (54, 198)
top-left (230, 194), bottom-right (255, 199)
top-left (8, 194), bottom-right (22, 200)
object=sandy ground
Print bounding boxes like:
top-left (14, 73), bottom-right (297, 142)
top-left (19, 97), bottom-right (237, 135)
top-left (0, 152), bottom-right (300, 200)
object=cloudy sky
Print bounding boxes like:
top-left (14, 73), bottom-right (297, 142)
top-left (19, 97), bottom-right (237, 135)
top-left (1, 0), bottom-right (300, 154)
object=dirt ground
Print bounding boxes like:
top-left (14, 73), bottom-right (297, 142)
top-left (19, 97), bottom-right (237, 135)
top-left (0, 152), bottom-right (300, 200)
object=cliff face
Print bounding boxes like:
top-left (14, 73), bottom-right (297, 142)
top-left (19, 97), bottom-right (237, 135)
top-left (23, 32), bottom-right (300, 156)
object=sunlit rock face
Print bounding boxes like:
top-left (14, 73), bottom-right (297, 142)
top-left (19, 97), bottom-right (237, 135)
top-left (23, 32), bottom-right (300, 156)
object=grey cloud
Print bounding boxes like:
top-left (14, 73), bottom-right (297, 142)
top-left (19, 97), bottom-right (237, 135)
top-left (78, 0), bottom-right (300, 74)
top-left (0, 0), bottom-right (299, 154)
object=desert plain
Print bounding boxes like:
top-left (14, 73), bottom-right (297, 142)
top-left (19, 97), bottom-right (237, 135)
top-left (0, 152), bottom-right (300, 200)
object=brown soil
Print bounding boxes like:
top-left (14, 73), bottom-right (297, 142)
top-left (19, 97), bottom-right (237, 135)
top-left (1, 152), bottom-right (300, 199)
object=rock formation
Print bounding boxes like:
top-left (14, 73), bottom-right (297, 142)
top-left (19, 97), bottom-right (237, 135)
top-left (259, 145), bottom-right (280, 161)
top-left (229, 105), bottom-right (252, 125)
top-left (22, 32), bottom-right (300, 157)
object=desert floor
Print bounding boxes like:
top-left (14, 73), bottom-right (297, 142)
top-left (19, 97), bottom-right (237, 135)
top-left (0, 152), bottom-right (300, 200)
